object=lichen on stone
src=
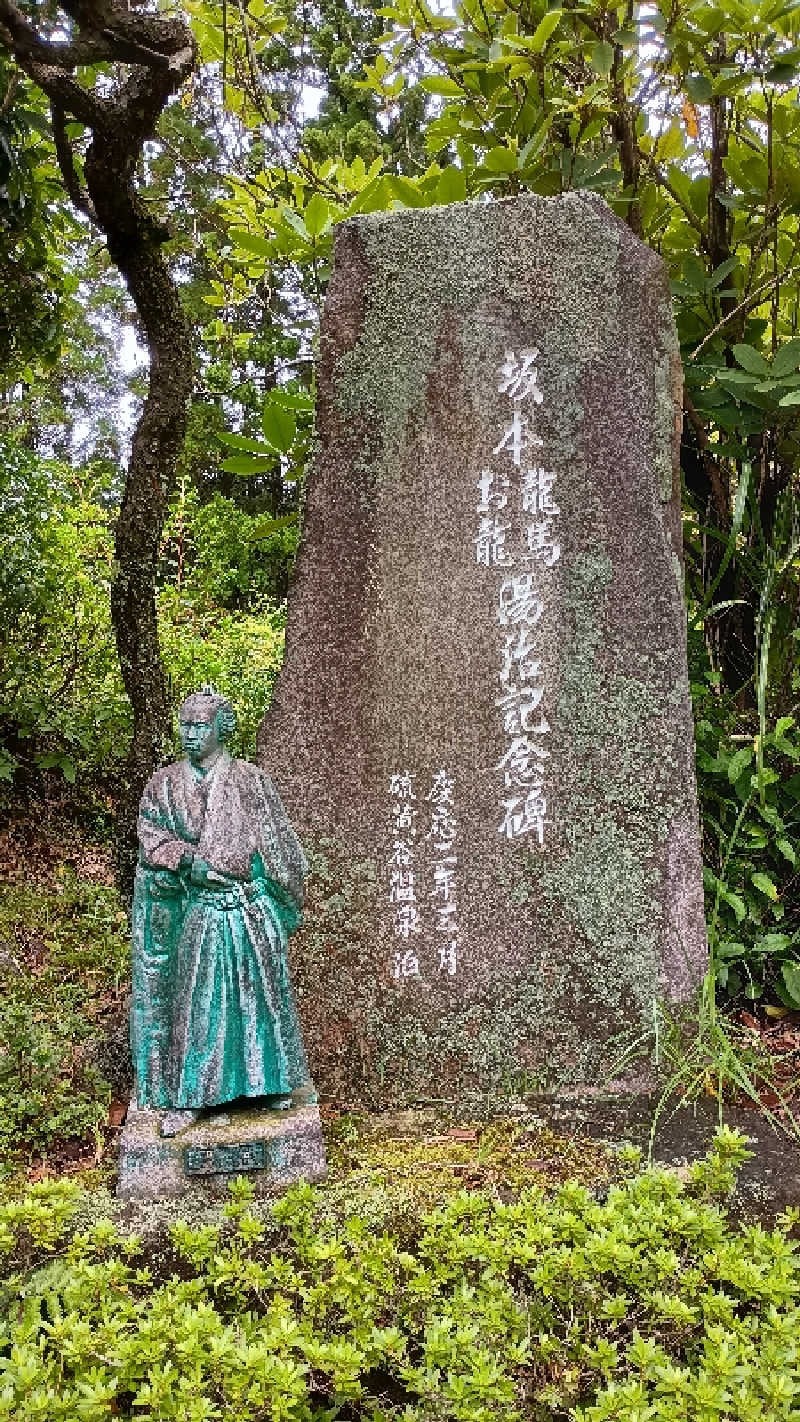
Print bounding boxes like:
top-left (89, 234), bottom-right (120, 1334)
top-left (264, 193), bottom-right (704, 1104)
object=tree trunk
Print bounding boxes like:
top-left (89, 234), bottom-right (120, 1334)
top-left (85, 132), bottom-right (195, 887)
top-left (105, 238), bottom-right (194, 888)
top-left (681, 406), bottom-right (755, 695)
top-left (0, 1), bottom-right (197, 893)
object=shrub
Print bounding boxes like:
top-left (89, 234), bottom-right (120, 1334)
top-left (2, 1130), bottom-right (800, 1420)
top-left (162, 485), bottom-right (299, 610)
top-left (159, 590), bottom-right (285, 760)
top-left (690, 629), bottom-right (800, 1006)
top-left (0, 445), bottom-right (125, 784)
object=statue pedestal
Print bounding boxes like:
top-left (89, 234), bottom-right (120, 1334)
top-left (117, 1093), bottom-right (327, 1201)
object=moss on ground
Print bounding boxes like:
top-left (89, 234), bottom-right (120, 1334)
top-left (323, 1108), bottom-right (615, 1206)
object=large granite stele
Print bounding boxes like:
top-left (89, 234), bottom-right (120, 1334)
top-left (258, 192), bottom-right (707, 1105)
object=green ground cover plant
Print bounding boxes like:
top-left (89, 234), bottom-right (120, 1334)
top-left (1, 1129), bottom-right (798, 1420)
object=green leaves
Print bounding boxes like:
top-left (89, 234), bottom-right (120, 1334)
top-left (218, 385), bottom-right (310, 477)
top-left (529, 8), bottom-right (562, 52)
top-left (709, 340), bottom-right (800, 411)
top-left (261, 401), bottom-right (296, 453)
top-left (223, 159), bottom-right (362, 280)
top-left (727, 745), bottom-right (753, 782)
top-left (216, 432), bottom-right (270, 454)
top-left (686, 73), bottom-right (713, 104)
top-left (218, 453), bottom-right (276, 476)
top-left (437, 165), bottom-right (467, 203)
top-left (386, 173), bottom-right (428, 207)
top-left (732, 344), bottom-right (771, 376)
top-left (483, 145), bottom-right (518, 173)
top-left (752, 871), bottom-right (779, 900)
top-left (35, 751), bottom-right (77, 783)
top-left (723, 890), bottom-right (747, 924)
top-left (780, 962), bottom-right (800, 1006)
top-left (0, 873), bottom-right (130, 1165)
top-left (1, 1116), bottom-right (795, 1422)
top-left (304, 192), bottom-right (331, 240)
top-left (217, 423), bottom-right (279, 476)
top-left (696, 698), bottom-right (799, 998)
top-left (777, 838), bottom-right (797, 865)
top-left (770, 337), bottom-right (800, 378)
top-left (591, 40), bottom-right (614, 77)
top-left (420, 74), bottom-right (463, 96)
top-left (230, 230), bottom-right (272, 258)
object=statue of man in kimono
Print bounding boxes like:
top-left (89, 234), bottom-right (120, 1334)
top-left (131, 688), bottom-right (315, 1137)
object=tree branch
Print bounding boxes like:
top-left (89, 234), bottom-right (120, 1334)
top-left (690, 264), bottom-right (800, 360)
top-left (640, 149), bottom-right (710, 254)
top-left (0, 2), bottom-right (111, 125)
top-left (0, 64), bottom-right (16, 115)
top-left (0, 0), bottom-right (116, 70)
top-left (25, 59), bottom-right (109, 126)
top-left (51, 101), bottom-right (97, 221)
top-left (0, 0), bottom-right (194, 133)
top-left (684, 389), bottom-right (729, 523)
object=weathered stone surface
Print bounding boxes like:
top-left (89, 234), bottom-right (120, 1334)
top-left (258, 191), bottom-right (706, 1105)
top-left (117, 1093), bottom-right (326, 1201)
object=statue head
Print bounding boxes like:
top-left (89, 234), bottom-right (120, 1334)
top-left (178, 687), bottom-right (236, 767)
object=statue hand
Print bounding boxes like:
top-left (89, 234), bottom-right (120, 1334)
top-left (190, 858), bottom-right (236, 887)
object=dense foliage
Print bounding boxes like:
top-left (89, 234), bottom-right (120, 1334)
top-left (3, 1130), bottom-right (800, 1420)
top-left (0, 58), bottom-right (66, 382)
top-left (0, 438), bottom-right (285, 786)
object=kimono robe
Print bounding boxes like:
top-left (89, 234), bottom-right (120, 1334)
top-left (131, 750), bottom-right (311, 1110)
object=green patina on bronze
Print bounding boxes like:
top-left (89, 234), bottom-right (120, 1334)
top-left (131, 689), bottom-right (314, 1114)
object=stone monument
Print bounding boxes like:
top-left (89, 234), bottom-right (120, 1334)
top-left (118, 688), bottom-right (326, 1200)
top-left (257, 191), bottom-right (707, 1104)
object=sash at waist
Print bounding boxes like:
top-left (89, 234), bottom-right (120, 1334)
top-left (137, 865), bottom-right (299, 929)
top-left (190, 879), bottom-right (269, 910)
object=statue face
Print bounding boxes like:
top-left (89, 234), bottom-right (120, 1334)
top-left (179, 710), bottom-right (221, 767)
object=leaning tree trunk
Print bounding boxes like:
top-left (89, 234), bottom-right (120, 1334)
top-left (87, 133), bottom-right (195, 888)
top-left (0, 0), bottom-right (197, 891)
top-left (108, 237), bottom-right (193, 889)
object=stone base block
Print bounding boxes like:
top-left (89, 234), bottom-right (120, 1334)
top-left (117, 1093), bottom-right (327, 1202)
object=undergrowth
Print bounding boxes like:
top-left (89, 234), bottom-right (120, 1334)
top-left (2, 1129), bottom-right (799, 1419)
top-left (0, 870), bottom-right (129, 1171)
top-left (613, 970), bottom-right (796, 1144)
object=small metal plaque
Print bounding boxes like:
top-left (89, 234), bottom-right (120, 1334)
top-left (184, 1139), bottom-right (286, 1176)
